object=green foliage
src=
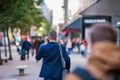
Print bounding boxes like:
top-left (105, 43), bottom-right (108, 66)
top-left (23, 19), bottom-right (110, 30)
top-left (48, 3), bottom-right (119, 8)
top-left (36, 18), bottom-right (51, 36)
top-left (36, 0), bottom-right (44, 5)
top-left (43, 19), bottom-right (51, 35)
top-left (0, 0), bottom-right (46, 33)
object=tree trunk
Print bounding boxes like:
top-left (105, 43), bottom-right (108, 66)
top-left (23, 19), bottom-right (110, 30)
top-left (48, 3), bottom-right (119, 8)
top-left (3, 27), bottom-right (7, 57)
top-left (0, 46), bottom-right (2, 65)
top-left (6, 27), bottom-right (13, 60)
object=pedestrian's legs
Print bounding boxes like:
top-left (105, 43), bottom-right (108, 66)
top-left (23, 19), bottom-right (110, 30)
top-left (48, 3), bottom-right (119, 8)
top-left (81, 51), bottom-right (86, 57)
top-left (17, 46), bottom-right (20, 55)
top-left (68, 48), bottom-right (72, 55)
top-left (32, 48), bottom-right (34, 56)
top-left (78, 45), bottom-right (80, 53)
top-left (27, 50), bottom-right (29, 60)
top-left (20, 55), bottom-right (25, 60)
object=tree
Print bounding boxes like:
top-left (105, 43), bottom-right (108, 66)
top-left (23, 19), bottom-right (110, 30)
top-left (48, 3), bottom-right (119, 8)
top-left (0, 0), bottom-right (46, 60)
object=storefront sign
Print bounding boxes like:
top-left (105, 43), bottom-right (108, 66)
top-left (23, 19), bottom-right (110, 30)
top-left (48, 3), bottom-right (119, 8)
top-left (83, 16), bottom-right (111, 27)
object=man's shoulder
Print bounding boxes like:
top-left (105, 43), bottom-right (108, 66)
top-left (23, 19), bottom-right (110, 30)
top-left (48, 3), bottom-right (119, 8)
top-left (45, 42), bottom-right (59, 48)
top-left (41, 42), bottom-right (52, 48)
top-left (40, 42), bottom-right (57, 51)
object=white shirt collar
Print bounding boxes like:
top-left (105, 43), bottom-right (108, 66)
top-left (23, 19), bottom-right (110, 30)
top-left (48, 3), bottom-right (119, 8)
top-left (49, 40), bottom-right (56, 42)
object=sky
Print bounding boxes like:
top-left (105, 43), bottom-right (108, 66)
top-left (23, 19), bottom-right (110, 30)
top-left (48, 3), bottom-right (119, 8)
top-left (44, 0), bottom-right (80, 26)
top-left (44, 0), bottom-right (64, 25)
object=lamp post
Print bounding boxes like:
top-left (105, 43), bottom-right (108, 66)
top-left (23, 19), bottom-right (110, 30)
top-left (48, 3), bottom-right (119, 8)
top-left (63, 0), bottom-right (68, 24)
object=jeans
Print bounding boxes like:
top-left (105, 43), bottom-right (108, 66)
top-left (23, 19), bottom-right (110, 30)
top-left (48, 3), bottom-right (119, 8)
top-left (81, 51), bottom-right (86, 57)
top-left (44, 78), bottom-right (61, 80)
top-left (68, 48), bottom-right (72, 55)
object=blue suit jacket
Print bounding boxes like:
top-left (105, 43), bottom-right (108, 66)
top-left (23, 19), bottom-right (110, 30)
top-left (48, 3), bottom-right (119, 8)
top-left (36, 42), bottom-right (70, 78)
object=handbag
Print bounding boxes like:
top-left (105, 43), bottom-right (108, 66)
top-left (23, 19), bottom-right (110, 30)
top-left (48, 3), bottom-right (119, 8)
top-left (58, 44), bottom-right (66, 69)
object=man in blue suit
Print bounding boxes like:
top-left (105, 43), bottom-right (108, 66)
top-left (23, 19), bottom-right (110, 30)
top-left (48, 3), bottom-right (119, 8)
top-left (36, 30), bottom-right (70, 80)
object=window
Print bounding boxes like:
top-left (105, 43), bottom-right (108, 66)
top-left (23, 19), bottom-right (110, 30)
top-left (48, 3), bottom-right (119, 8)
top-left (115, 26), bottom-right (120, 45)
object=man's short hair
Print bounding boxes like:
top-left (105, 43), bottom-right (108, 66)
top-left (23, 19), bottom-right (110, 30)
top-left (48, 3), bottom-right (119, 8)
top-left (48, 30), bottom-right (57, 40)
top-left (90, 23), bottom-right (117, 44)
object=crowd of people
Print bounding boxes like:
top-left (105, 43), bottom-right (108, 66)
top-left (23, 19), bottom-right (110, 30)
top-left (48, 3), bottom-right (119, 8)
top-left (18, 33), bottom-right (87, 61)
top-left (15, 22), bottom-right (120, 80)
top-left (16, 35), bottom-right (44, 60)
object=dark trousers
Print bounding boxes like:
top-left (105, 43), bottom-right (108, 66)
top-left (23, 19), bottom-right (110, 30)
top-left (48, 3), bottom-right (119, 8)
top-left (26, 50), bottom-right (29, 60)
top-left (44, 78), bottom-right (61, 80)
top-left (68, 48), bottom-right (72, 55)
top-left (81, 51), bottom-right (86, 57)
top-left (21, 55), bottom-right (25, 60)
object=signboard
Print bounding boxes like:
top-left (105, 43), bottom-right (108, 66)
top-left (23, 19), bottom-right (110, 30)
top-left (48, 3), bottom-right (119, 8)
top-left (81, 16), bottom-right (111, 39)
top-left (82, 16), bottom-right (111, 27)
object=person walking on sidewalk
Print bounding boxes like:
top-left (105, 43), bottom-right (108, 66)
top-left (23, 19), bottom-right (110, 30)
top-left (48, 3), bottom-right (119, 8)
top-left (20, 36), bottom-right (31, 60)
top-left (36, 30), bottom-right (70, 80)
top-left (80, 40), bottom-right (88, 57)
top-left (34, 36), bottom-right (43, 54)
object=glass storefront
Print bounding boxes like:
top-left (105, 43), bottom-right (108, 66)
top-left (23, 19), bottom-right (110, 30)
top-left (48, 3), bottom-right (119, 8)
top-left (115, 26), bottom-right (120, 45)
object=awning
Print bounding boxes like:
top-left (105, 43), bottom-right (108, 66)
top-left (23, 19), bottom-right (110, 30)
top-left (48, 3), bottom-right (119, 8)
top-left (62, 17), bottom-right (82, 32)
top-left (80, 0), bottom-right (120, 16)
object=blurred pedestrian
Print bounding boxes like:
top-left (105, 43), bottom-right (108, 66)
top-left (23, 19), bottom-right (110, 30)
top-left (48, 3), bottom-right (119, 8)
top-left (36, 30), bottom-right (70, 80)
top-left (33, 36), bottom-right (43, 54)
top-left (80, 41), bottom-right (86, 57)
top-left (40, 36), bottom-right (49, 47)
top-left (31, 38), bottom-right (35, 56)
top-left (80, 40), bottom-right (88, 57)
top-left (71, 38), bottom-right (76, 51)
top-left (76, 38), bottom-right (80, 53)
top-left (58, 39), bottom-right (64, 45)
top-left (65, 22), bottom-right (120, 80)
top-left (20, 36), bottom-right (31, 60)
top-left (66, 38), bottom-right (72, 55)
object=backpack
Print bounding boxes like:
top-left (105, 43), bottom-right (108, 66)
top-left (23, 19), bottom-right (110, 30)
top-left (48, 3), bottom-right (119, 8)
top-left (22, 41), bottom-right (31, 50)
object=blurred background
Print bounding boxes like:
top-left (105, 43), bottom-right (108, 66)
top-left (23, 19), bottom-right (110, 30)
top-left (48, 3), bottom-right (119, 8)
top-left (0, 0), bottom-right (120, 80)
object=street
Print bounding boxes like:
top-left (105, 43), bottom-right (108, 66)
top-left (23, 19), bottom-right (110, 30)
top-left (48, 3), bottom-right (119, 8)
top-left (0, 46), bottom-right (88, 80)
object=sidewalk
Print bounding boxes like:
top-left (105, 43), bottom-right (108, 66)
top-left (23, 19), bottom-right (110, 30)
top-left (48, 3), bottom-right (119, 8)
top-left (0, 46), bottom-right (88, 80)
